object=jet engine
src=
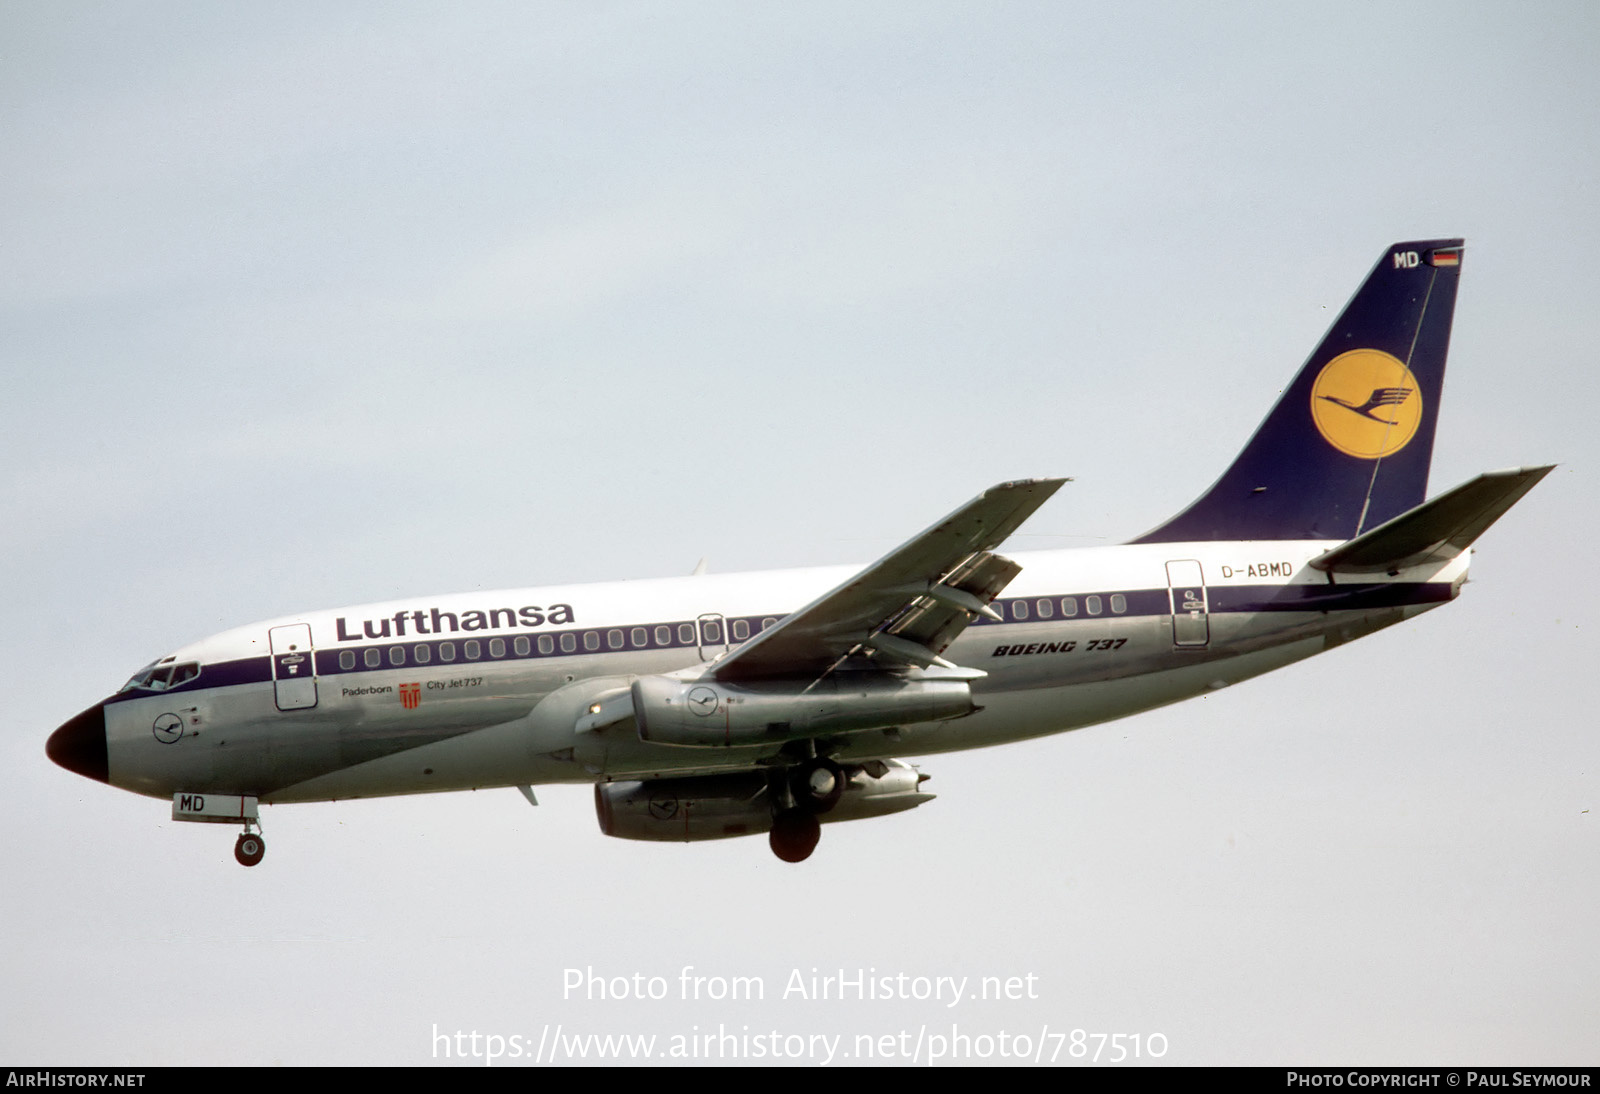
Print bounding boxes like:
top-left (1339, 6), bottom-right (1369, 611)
top-left (631, 671), bottom-right (975, 748)
top-left (594, 758), bottom-right (933, 859)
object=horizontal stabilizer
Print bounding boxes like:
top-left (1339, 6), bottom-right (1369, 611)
top-left (1310, 465), bottom-right (1554, 574)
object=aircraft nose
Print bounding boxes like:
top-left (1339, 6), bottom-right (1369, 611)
top-left (47, 702), bottom-right (109, 784)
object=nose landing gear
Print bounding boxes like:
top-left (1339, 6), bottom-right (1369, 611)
top-left (171, 793), bottom-right (265, 867)
top-left (234, 825), bottom-right (265, 867)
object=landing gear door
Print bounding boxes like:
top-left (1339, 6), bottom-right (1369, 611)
top-left (1165, 560), bottom-right (1210, 648)
top-left (269, 624), bottom-right (318, 710)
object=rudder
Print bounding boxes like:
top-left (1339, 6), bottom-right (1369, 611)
top-left (1134, 239), bottom-right (1464, 543)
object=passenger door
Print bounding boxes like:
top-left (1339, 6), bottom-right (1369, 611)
top-left (1164, 561), bottom-right (1210, 648)
top-left (269, 624), bottom-right (318, 710)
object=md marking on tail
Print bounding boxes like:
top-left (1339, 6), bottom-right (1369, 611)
top-left (46, 239), bottom-right (1550, 865)
top-left (1136, 240), bottom-right (1466, 543)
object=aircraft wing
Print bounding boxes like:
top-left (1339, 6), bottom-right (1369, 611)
top-left (708, 478), bottom-right (1066, 682)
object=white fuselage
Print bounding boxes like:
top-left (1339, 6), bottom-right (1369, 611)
top-left (100, 540), bottom-right (1464, 805)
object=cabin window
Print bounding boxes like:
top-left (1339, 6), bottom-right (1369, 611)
top-left (364, 648), bottom-right (382, 668)
top-left (514, 636), bottom-right (530, 656)
top-left (1012, 600), bottom-right (1029, 621)
top-left (762, 617), bottom-right (777, 631)
top-left (560, 633), bottom-right (576, 653)
top-left (489, 638), bottom-right (506, 658)
top-left (339, 651), bottom-right (356, 671)
top-left (389, 646), bottom-right (405, 666)
top-left (1086, 595), bottom-right (1103, 616)
top-left (414, 644), bottom-right (431, 664)
top-left (1111, 594), bottom-right (1127, 614)
top-left (606, 629), bottom-right (623, 649)
top-left (1061, 597), bottom-right (1078, 617)
top-left (465, 640), bottom-right (481, 660)
top-left (732, 619), bottom-right (750, 640)
top-left (1036, 598), bottom-right (1053, 619)
top-left (655, 625), bottom-right (671, 646)
top-left (439, 642), bottom-right (456, 662)
top-left (678, 623), bottom-right (695, 644)
top-left (538, 635), bottom-right (554, 654)
top-left (584, 631), bottom-right (600, 651)
top-left (631, 627), bottom-right (648, 648)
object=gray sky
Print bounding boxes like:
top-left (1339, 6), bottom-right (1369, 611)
top-left (3, 1), bottom-right (1596, 1066)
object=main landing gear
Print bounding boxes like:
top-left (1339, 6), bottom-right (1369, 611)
top-left (234, 825), bottom-right (265, 867)
top-left (768, 755), bottom-right (844, 864)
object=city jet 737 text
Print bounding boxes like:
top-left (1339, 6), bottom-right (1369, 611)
top-left (48, 239), bottom-right (1551, 864)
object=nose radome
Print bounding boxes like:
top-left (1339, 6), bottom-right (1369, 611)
top-left (47, 702), bottom-right (109, 784)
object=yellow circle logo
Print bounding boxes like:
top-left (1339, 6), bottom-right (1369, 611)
top-left (1310, 349), bottom-right (1422, 459)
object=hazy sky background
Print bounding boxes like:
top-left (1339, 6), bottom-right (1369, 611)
top-left (3, 1), bottom-right (1596, 1066)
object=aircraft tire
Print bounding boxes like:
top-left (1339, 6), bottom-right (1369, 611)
top-left (793, 758), bottom-right (844, 815)
top-left (234, 833), bottom-right (265, 867)
top-left (769, 809), bottom-right (820, 863)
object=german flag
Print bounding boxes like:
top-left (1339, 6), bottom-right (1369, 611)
top-left (1429, 248), bottom-right (1462, 267)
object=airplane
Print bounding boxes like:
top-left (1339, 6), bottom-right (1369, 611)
top-left (46, 238), bottom-right (1553, 866)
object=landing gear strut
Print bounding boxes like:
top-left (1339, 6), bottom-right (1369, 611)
top-left (234, 826), bottom-right (265, 867)
top-left (793, 757), bottom-right (845, 814)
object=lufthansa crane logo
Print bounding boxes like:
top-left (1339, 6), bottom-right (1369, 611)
top-left (1310, 349), bottom-right (1422, 459)
top-left (152, 713), bottom-right (184, 744)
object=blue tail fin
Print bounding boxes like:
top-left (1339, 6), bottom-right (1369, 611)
top-left (1133, 239), bottom-right (1465, 544)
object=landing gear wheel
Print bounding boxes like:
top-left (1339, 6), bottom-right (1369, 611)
top-left (769, 808), bottom-right (821, 863)
top-left (234, 832), bottom-right (265, 867)
top-left (793, 757), bottom-right (845, 814)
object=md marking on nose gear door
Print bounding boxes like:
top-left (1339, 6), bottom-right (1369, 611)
top-left (269, 623), bottom-right (318, 710)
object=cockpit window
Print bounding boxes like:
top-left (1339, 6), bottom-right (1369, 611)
top-left (119, 661), bottom-right (159, 692)
top-left (120, 660), bottom-right (201, 693)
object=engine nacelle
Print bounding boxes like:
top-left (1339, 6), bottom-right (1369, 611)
top-left (631, 671), bottom-right (975, 748)
top-left (595, 760), bottom-right (932, 843)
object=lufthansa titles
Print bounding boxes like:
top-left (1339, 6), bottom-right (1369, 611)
top-left (334, 604), bottom-right (576, 642)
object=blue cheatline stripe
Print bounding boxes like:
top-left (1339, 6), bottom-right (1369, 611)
top-left (103, 580), bottom-right (1451, 702)
top-left (1206, 581), bottom-right (1453, 613)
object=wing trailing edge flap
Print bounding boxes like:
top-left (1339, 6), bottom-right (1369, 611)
top-left (710, 478), bottom-right (1067, 682)
top-left (1310, 465), bottom-right (1554, 575)
top-left (868, 550), bottom-right (1021, 668)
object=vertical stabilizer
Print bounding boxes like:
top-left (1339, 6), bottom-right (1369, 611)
top-left (1134, 240), bottom-right (1464, 543)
